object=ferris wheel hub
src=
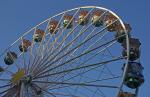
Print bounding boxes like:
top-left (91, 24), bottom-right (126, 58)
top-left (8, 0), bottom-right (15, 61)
top-left (21, 75), bottom-right (32, 85)
top-left (11, 69), bottom-right (25, 84)
top-left (11, 69), bottom-right (33, 85)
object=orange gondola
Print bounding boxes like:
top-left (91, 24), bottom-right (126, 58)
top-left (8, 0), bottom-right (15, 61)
top-left (91, 10), bottom-right (104, 27)
top-left (78, 10), bottom-right (89, 26)
top-left (34, 29), bottom-right (45, 42)
top-left (63, 15), bottom-right (73, 29)
top-left (115, 23), bottom-right (132, 43)
top-left (117, 92), bottom-right (136, 97)
top-left (19, 39), bottom-right (31, 52)
top-left (48, 20), bottom-right (59, 34)
top-left (104, 13), bottom-right (118, 32)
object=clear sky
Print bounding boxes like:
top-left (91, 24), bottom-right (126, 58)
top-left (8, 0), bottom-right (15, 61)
top-left (0, 0), bottom-right (149, 97)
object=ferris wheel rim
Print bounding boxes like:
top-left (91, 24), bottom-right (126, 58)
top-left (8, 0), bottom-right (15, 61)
top-left (0, 6), bottom-right (131, 97)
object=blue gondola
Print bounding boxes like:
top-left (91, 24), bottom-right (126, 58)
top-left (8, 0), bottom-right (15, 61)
top-left (0, 66), bottom-right (4, 72)
top-left (123, 62), bottom-right (144, 89)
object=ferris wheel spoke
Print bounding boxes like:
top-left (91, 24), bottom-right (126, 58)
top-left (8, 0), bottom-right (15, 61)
top-left (32, 27), bottom-right (103, 77)
top-left (28, 86), bottom-right (38, 97)
top-left (47, 52), bottom-right (106, 88)
top-left (31, 83), bottom-right (56, 97)
top-left (36, 25), bottom-right (93, 75)
top-left (0, 79), bottom-right (10, 82)
top-left (34, 25), bottom-right (92, 76)
top-left (55, 53), bottom-right (120, 82)
top-left (33, 80), bottom-right (119, 89)
top-left (44, 7), bottom-right (81, 52)
top-left (46, 31), bottom-right (126, 77)
top-left (33, 55), bottom-right (124, 80)
top-left (47, 91), bottom-right (82, 97)
top-left (44, 8), bottom-right (80, 51)
top-left (85, 76), bottom-right (121, 84)
top-left (51, 85), bottom-right (91, 97)
top-left (52, 25), bottom-right (96, 62)
top-left (20, 37), bottom-right (28, 71)
top-left (0, 85), bottom-right (17, 96)
top-left (65, 68), bottom-right (106, 97)
top-left (34, 35), bottom-right (119, 78)
top-left (20, 83), bottom-right (25, 97)
top-left (44, 75), bottom-right (120, 97)
top-left (59, 66), bottom-right (120, 86)
top-left (44, 90), bottom-right (82, 97)
top-left (46, 7), bottom-right (94, 55)
top-left (34, 8), bottom-right (104, 74)
top-left (40, 80), bottom-right (103, 97)
top-left (50, 12), bottom-right (95, 56)
top-left (32, 8), bottom-right (95, 76)
top-left (33, 18), bottom-right (119, 78)
top-left (78, 85), bottom-right (105, 97)
top-left (0, 84), bottom-right (11, 90)
top-left (66, 86), bottom-right (90, 97)
top-left (95, 88), bottom-right (107, 97)
top-left (28, 26), bottom-right (39, 74)
top-left (30, 12), bottom-right (67, 75)
top-left (60, 66), bottom-right (121, 90)
top-left (31, 30), bottom-right (108, 79)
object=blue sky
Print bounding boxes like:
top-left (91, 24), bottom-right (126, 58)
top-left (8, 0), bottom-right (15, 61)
top-left (0, 0), bottom-right (149, 97)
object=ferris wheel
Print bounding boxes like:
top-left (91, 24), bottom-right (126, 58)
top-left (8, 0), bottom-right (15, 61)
top-left (0, 6), bottom-right (144, 97)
